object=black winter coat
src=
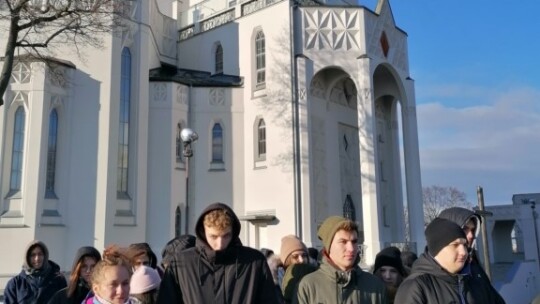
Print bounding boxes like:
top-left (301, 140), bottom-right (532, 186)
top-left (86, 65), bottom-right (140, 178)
top-left (395, 252), bottom-right (501, 304)
top-left (4, 260), bottom-right (67, 304)
top-left (157, 203), bottom-right (279, 304)
top-left (439, 207), bottom-right (506, 303)
top-left (47, 280), bottom-right (91, 304)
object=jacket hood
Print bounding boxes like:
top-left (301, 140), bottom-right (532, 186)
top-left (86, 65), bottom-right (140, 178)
top-left (24, 240), bottom-right (49, 270)
top-left (161, 234), bottom-right (196, 267)
top-left (72, 246), bottom-right (101, 272)
top-left (195, 202), bottom-right (241, 247)
top-left (438, 207), bottom-right (481, 247)
top-left (129, 243), bottom-right (158, 269)
top-left (438, 207), bottom-right (481, 228)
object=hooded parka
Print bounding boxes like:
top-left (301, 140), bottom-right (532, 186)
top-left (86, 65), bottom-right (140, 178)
top-left (438, 207), bottom-right (506, 303)
top-left (4, 241), bottom-right (67, 304)
top-left (156, 203), bottom-right (279, 304)
top-left (395, 250), bottom-right (502, 304)
top-left (47, 246), bottom-right (101, 304)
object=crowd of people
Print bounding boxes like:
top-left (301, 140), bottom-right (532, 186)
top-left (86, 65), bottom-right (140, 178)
top-left (3, 203), bottom-right (518, 303)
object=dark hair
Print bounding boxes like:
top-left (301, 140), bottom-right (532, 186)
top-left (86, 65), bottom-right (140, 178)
top-left (307, 247), bottom-right (319, 261)
top-left (67, 247), bottom-right (101, 298)
top-left (400, 250), bottom-right (418, 268)
top-left (128, 243), bottom-right (158, 269)
top-left (260, 248), bottom-right (274, 259)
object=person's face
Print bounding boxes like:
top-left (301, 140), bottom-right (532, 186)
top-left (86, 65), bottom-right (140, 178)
top-left (92, 265), bottom-right (130, 304)
top-left (133, 254), bottom-right (150, 270)
top-left (29, 247), bottom-right (45, 269)
top-left (288, 250), bottom-right (308, 266)
top-left (204, 225), bottom-right (233, 251)
top-left (328, 229), bottom-right (358, 271)
top-left (376, 266), bottom-right (400, 287)
top-left (463, 219), bottom-right (476, 247)
top-left (434, 238), bottom-right (468, 274)
top-left (79, 256), bottom-right (98, 283)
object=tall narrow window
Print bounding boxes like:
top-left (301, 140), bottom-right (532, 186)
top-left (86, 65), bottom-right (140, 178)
top-left (45, 109), bottom-right (58, 198)
top-left (255, 31), bottom-right (265, 88)
top-left (175, 206), bottom-right (182, 237)
top-left (215, 44), bottom-right (223, 74)
top-left (257, 119), bottom-right (266, 160)
top-left (117, 48), bottom-right (131, 196)
top-left (9, 106), bottom-right (25, 194)
top-left (212, 123), bottom-right (223, 163)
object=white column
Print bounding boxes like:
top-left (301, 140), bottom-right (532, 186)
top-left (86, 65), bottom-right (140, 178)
top-left (356, 56), bottom-right (382, 263)
top-left (401, 78), bottom-right (425, 253)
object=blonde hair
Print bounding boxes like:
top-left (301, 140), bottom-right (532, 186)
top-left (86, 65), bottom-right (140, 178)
top-left (203, 209), bottom-right (232, 231)
top-left (90, 245), bottom-right (132, 288)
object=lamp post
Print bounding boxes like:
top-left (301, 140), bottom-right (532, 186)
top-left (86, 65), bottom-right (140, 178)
top-left (181, 128), bottom-right (198, 234)
top-left (523, 199), bottom-right (540, 271)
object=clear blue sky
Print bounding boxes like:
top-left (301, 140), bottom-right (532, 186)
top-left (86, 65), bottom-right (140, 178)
top-left (363, 0), bottom-right (540, 205)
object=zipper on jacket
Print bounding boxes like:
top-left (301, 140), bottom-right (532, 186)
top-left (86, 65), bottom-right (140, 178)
top-left (458, 275), bottom-right (466, 304)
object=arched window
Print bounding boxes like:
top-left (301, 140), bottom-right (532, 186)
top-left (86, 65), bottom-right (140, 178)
top-left (175, 206), bottom-right (182, 237)
top-left (215, 44), bottom-right (223, 74)
top-left (176, 122), bottom-right (183, 163)
top-left (45, 109), bottom-right (58, 198)
top-left (255, 31), bottom-right (265, 88)
top-left (212, 123), bottom-right (223, 163)
top-left (9, 106), bottom-right (26, 194)
top-left (256, 119), bottom-right (266, 160)
top-left (343, 194), bottom-right (356, 222)
top-left (117, 48), bottom-right (131, 196)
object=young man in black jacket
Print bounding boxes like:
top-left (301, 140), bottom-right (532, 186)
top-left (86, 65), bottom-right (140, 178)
top-left (395, 218), bottom-right (471, 303)
top-left (439, 207), bottom-right (506, 303)
top-left (157, 202), bottom-right (279, 304)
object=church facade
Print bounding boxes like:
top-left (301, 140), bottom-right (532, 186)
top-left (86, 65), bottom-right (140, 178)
top-left (0, 0), bottom-right (424, 287)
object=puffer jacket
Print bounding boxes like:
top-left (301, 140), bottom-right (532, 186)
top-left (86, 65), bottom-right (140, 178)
top-left (439, 207), bottom-right (506, 303)
top-left (395, 251), bottom-right (495, 304)
top-left (294, 256), bottom-right (387, 304)
top-left (5, 241), bottom-right (67, 304)
top-left (156, 202), bottom-right (279, 304)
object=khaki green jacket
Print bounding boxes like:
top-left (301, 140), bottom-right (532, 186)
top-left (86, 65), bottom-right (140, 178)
top-left (294, 258), bottom-right (388, 304)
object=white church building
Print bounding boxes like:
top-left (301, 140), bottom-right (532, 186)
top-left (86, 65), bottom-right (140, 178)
top-left (0, 0), bottom-right (425, 287)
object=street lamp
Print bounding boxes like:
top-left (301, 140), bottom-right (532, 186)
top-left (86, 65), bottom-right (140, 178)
top-left (522, 198), bottom-right (540, 271)
top-left (181, 128), bottom-right (198, 234)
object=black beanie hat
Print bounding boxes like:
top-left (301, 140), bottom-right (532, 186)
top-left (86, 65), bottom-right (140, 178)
top-left (425, 218), bottom-right (466, 256)
top-left (373, 246), bottom-right (406, 276)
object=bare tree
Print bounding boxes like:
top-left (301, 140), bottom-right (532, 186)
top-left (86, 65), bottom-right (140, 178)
top-left (423, 185), bottom-right (473, 224)
top-left (0, 0), bottom-right (133, 106)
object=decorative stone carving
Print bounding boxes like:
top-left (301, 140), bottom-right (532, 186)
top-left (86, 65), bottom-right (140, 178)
top-left (11, 91), bottom-right (28, 105)
top-left (179, 26), bottom-right (195, 41)
top-left (209, 88), bottom-right (225, 106)
top-left (303, 9), bottom-right (360, 50)
top-left (310, 77), bottom-right (325, 99)
top-left (49, 66), bottom-right (67, 88)
top-left (51, 95), bottom-right (64, 108)
top-left (12, 63), bottom-right (31, 84)
top-left (201, 9), bottom-right (235, 33)
top-left (153, 83), bottom-right (167, 102)
top-left (176, 84), bottom-right (188, 104)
